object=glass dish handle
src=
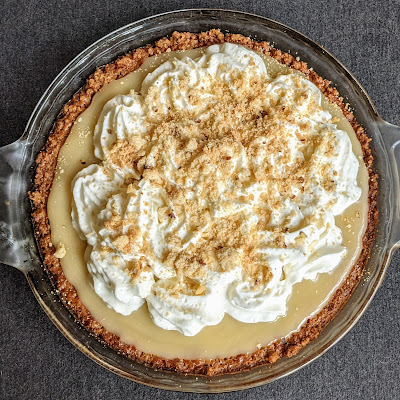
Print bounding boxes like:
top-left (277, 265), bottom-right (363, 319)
top-left (0, 138), bottom-right (32, 271)
top-left (379, 120), bottom-right (400, 249)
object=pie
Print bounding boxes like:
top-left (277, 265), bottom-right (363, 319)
top-left (29, 30), bottom-right (378, 375)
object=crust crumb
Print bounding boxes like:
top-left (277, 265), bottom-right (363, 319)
top-left (54, 243), bottom-right (66, 259)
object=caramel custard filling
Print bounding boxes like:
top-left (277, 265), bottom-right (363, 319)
top-left (48, 46), bottom-right (368, 359)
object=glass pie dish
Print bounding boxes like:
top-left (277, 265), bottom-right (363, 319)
top-left (1, 9), bottom-right (399, 393)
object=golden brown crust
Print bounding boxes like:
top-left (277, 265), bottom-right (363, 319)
top-left (29, 29), bottom-right (378, 376)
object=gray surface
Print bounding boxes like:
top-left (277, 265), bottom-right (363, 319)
top-left (1, 0), bottom-right (399, 398)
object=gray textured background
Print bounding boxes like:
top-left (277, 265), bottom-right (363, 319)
top-left (1, 1), bottom-right (399, 399)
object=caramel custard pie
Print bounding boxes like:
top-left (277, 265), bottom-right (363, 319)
top-left (30, 30), bottom-right (377, 375)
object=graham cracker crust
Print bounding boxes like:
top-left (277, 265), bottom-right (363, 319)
top-left (29, 29), bottom-right (378, 376)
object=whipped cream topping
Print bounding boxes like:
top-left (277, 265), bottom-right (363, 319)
top-left (71, 43), bottom-right (361, 336)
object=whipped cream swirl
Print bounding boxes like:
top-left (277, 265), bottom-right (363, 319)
top-left (71, 43), bottom-right (361, 336)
